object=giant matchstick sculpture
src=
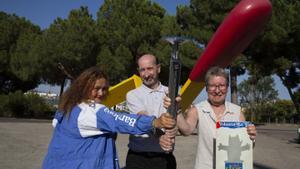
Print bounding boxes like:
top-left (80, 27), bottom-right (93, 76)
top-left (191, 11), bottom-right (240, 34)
top-left (179, 0), bottom-right (272, 110)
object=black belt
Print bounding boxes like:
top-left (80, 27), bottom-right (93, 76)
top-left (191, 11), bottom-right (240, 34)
top-left (129, 149), bottom-right (172, 157)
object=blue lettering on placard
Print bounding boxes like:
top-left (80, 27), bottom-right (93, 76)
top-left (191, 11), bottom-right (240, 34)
top-left (220, 121), bottom-right (251, 128)
top-left (225, 162), bottom-right (243, 169)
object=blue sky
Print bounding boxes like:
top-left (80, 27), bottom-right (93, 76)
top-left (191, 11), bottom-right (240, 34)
top-left (0, 0), bottom-right (291, 100)
top-left (0, 0), bottom-right (189, 29)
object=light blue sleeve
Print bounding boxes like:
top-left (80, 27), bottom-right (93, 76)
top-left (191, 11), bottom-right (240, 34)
top-left (96, 107), bottom-right (155, 134)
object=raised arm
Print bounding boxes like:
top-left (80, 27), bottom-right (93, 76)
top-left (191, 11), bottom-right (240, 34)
top-left (176, 105), bottom-right (198, 136)
top-left (96, 107), bottom-right (175, 134)
top-left (75, 103), bottom-right (175, 138)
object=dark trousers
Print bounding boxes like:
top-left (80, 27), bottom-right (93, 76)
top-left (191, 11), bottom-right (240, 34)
top-left (125, 149), bottom-right (176, 169)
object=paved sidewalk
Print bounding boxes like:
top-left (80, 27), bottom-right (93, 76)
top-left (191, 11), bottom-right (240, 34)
top-left (0, 119), bottom-right (299, 169)
top-left (252, 124), bottom-right (300, 169)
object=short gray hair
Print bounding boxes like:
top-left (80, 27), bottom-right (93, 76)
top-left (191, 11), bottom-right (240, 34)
top-left (204, 66), bottom-right (229, 86)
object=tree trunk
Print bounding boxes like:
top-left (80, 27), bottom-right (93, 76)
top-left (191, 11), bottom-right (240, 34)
top-left (250, 104), bottom-right (255, 122)
top-left (59, 78), bottom-right (66, 100)
top-left (278, 75), bottom-right (300, 120)
top-left (230, 68), bottom-right (238, 104)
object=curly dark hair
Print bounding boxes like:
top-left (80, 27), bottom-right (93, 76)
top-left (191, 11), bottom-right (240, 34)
top-left (58, 66), bottom-right (109, 116)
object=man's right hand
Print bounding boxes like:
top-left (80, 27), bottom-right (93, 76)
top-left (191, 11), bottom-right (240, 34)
top-left (159, 134), bottom-right (175, 152)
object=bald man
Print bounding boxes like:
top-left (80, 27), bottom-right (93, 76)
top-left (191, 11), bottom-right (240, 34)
top-left (125, 54), bottom-right (176, 169)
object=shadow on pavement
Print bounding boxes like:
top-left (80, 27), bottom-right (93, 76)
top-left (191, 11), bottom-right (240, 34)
top-left (121, 163), bottom-right (276, 169)
top-left (288, 138), bottom-right (300, 144)
top-left (0, 118), bottom-right (51, 123)
top-left (254, 162), bottom-right (276, 169)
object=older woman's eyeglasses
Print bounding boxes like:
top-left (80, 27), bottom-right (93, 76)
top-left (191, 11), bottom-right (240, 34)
top-left (207, 84), bottom-right (227, 90)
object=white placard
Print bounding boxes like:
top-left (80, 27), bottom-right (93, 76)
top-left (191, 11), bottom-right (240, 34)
top-left (216, 122), bottom-right (253, 169)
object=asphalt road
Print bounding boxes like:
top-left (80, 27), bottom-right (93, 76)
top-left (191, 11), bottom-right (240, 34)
top-left (0, 118), bottom-right (299, 169)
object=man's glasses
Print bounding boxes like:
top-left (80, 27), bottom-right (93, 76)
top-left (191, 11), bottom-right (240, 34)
top-left (207, 84), bottom-right (227, 90)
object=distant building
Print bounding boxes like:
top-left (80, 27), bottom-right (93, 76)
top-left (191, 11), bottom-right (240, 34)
top-left (25, 90), bottom-right (59, 108)
top-left (114, 101), bottom-right (130, 112)
top-left (25, 90), bottom-right (58, 99)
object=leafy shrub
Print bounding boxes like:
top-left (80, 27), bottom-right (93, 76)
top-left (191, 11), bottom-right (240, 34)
top-left (0, 94), bottom-right (9, 117)
top-left (7, 91), bottom-right (29, 117)
top-left (0, 91), bottom-right (55, 118)
top-left (25, 93), bottom-right (55, 118)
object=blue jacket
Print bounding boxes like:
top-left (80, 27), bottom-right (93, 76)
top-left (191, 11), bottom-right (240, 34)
top-left (42, 102), bottom-right (155, 169)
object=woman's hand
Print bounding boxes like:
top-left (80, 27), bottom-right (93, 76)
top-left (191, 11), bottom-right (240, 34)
top-left (163, 95), bottom-right (182, 109)
top-left (153, 113), bottom-right (175, 129)
top-left (247, 124), bottom-right (257, 141)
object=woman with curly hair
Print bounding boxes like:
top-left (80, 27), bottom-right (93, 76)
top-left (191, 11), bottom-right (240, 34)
top-left (42, 66), bottom-right (175, 169)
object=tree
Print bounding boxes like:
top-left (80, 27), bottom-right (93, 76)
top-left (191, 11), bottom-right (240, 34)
top-left (10, 31), bottom-right (42, 86)
top-left (177, 0), bottom-right (239, 42)
top-left (97, 45), bottom-right (131, 82)
top-left (152, 14), bottom-right (204, 84)
top-left (37, 6), bottom-right (98, 95)
top-left (239, 76), bottom-right (278, 121)
top-left (245, 0), bottom-right (300, 115)
top-left (177, 0), bottom-right (247, 98)
top-left (272, 100), bottom-right (297, 123)
top-left (96, 0), bottom-right (166, 83)
top-left (96, 0), bottom-right (205, 85)
top-left (0, 12), bottom-right (41, 94)
top-left (228, 55), bottom-right (247, 104)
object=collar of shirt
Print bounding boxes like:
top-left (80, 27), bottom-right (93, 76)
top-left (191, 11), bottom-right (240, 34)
top-left (201, 100), bottom-right (234, 120)
top-left (141, 82), bottom-right (166, 94)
